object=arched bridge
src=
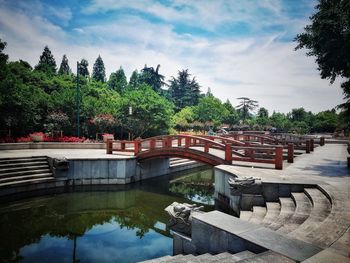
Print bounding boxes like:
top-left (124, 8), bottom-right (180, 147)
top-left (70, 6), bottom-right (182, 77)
top-left (106, 135), bottom-right (286, 169)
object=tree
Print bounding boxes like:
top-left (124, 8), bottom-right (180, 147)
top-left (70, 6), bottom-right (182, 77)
top-left (129, 70), bottom-right (140, 89)
top-left (79, 59), bottom-right (89, 77)
top-left (108, 67), bottom-right (127, 93)
top-left (222, 100), bottom-right (239, 126)
top-left (270, 112), bottom-right (292, 132)
top-left (172, 106), bottom-right (195, 131)
top-left (168, 69), bottom-right (201, 111)
top-left (139, 64), bottom-right (165, 93)
top-left (256, 107), bottom-right (269, 128)
top-left (92, 55), bottom-right (106, 82)
top-left (0, 39), bottom-right (8, 69)
top-left (58, 55), bottom-right (71, 75)
top-left (194, 96), bottom-right (229, 127)
top-left (236, 97), bottom-right (258, 123)
top-left (295, 0), bottom-right (350, 122)
top-left (117, 84), bottom-right (174, 138)
top-left (35, 46), bottom-right (57, 74)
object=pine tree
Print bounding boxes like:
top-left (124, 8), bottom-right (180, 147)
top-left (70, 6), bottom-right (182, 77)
top-left (108, 67), bottom-right (127, 93)
top-left (58, 54), bottom-right (71, 75)
top-left (168, 69), bottom-right (201, 111)
top-left (78, 59), bottom-right (89, 77)
top-left (35, 46), bottom-right (57, 74)
top-left (129, 69), bottom-right (139, 89)
top-left (92, 55), bottom-right (106, 82)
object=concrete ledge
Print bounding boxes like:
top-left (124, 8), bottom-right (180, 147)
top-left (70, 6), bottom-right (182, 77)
top-left (0, 142), bottom-right (106, 150)
top-left (192, 210), bottom-right (322, 262)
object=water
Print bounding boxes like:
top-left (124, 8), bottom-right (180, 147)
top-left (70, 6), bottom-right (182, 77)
top-left (0, 168), bottom-right (214, 263)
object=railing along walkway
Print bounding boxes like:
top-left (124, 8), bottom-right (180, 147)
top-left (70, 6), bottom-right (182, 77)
top-left (106, 135), bottom-right (286, 169)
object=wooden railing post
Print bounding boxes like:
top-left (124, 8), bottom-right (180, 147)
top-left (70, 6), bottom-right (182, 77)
top-left (177, 137), bottom-right (182, 146)
top-left (287, 143), bottom-right (294, 163)
top-left (225, 143), bottom-right (232, 163)
top-left (150, 139), bottom-right (155, 150)
top-left (275, 145), bottom-right (283, 170)
top-left (320, 136), bottom-right (325, 146)
top-left (134, 140), bottom-right (141, 155)
top-left (310, 139), bottom-right (314, 151)
top-left (306, 140), bottom-right (310, 153)
top-left (162, 138), bottom-right (167, 148)
top-left (185, 137), bottom-right (190, 148)
top-left (106, 139), bottom-right (112, 154)
top-left (121, 141), bottom-right (125, 151)
top-left (204, 142), bottom-right (209, 153)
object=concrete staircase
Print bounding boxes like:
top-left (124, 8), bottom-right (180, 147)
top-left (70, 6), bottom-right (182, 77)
top-left (0, 156), bottom-right (54, 188)
top-left (140, 250), bottom-right (293, 263)
top-left (169, 158), bottom-right (198, 168)
top-left (238, 186), bottom-right (349, 252)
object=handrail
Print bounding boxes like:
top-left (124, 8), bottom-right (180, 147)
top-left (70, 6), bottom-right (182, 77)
top-left (106, 134), bottom-right (286, 169)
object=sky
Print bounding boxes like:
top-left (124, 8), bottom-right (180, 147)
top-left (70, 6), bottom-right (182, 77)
top-left (0, 0), bottom-right (344, 113)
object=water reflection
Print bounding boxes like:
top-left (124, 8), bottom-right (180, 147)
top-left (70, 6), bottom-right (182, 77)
top-left (0, 168), bottom-right (214, 263)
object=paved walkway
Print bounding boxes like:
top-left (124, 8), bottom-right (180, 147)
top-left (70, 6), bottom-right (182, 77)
top-left (0, 148), bottom-right (134, 159)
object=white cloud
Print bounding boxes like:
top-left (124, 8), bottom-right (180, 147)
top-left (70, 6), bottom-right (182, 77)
top-left (0, 1), bottom-right (344, 114)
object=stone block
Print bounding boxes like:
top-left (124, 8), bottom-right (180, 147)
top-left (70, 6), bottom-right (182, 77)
top-left (100, 179), bottom-right (109, 185)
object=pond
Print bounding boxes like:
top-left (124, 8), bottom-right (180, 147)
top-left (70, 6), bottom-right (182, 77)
top-left (0, 168), bottom-right (215, 263)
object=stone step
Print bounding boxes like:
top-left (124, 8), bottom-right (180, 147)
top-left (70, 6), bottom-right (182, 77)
top-left (0, 176), bottom-right (55, 188)
top-left (0, 164), bottom-right (50, 174)
top-left (236, 250), bottom-right (294, 262)
top-left (170, 160), bottom-right (198, 168)
top-left (239, 211), bottom-right (253, 221)
top-left (0, 156), bottom-right (47, 164)
top-left (0, 161), bottom-right (48, 169)
top-left (0, 168), bottom-right (51, 178)
top-left (249, 206), bottom-right (267, 224)
top-left (277, 192), bottom-right (312, 234)
top-left (262, 202), bottom-right (281, 226)
top-left (165, 254), bottom-right (196, 262)
top-left (289, 188), bottom-right (332, 240)
top-left (169, 158), bottom-right (192, 165)
top-left (0, 173), bottom-right (53, 184)
top-left (138, 255), bottom-right (173, 263)
top-left (267, 197), bottom-right (295, 230)
top-left (231, 250), bottom-right (256, 261)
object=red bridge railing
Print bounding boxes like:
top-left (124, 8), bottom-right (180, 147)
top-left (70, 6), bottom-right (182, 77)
top-left (106, 134), bottom-right (286, 169)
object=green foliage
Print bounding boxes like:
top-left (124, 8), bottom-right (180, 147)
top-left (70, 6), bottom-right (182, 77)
top-left (295, 0), bottom-right (350, 124)
top-left (313, 109), bottom-right (339, 132)
top-left (270, 112), bottom-right (292, 132)
top-left (78, 59), bottom-right (89, 77)
top-left (58, 55), bottom-right (71, 75)
top-left (34, 46), bottom-right (57, 75)
top-left (193, 96), bottom-right (229, 127)
top-left (129, 69), bottom-right (140, 89)
top-left (172, 106), bottom-right (195, 130)
top-left (222, 100), bottom-right (239, 126)
top-left (108, 67), bottom-right (127, 93)
top-left (236, 97), bottom-right (258, 123)
top-left (117, 84), bottom-right (174, 138)
top-left (139, 64), bottom-right (165, 93)
top-left (92, 55), bottom-right (106, 82)
top-left (168, 69), bottom-right (201, 111)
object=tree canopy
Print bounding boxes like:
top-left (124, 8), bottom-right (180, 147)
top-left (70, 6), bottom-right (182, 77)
top-left (79, 59), bottom-right (89, 77)
top-left (295, 0), bottom-right (350, 121)
top-left (34, 46), bottom-right (57, 75)
top-left (168, 69), bottom-right (201, 112)
top-left (58, 55), bottom-right (71, 75)
top-left (92, 55), bottom-right (106, 82)
top-left (108, 67), bottom-right (127, 93)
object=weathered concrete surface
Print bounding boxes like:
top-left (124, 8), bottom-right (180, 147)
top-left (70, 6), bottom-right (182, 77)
top-left (215, 143), bottom-right (350, 260)
top-left (193, 210), bottom-right (322, 262)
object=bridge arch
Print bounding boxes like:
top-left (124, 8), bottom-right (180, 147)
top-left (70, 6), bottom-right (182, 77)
top-left (137, 147), bottom-right (230, 166)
